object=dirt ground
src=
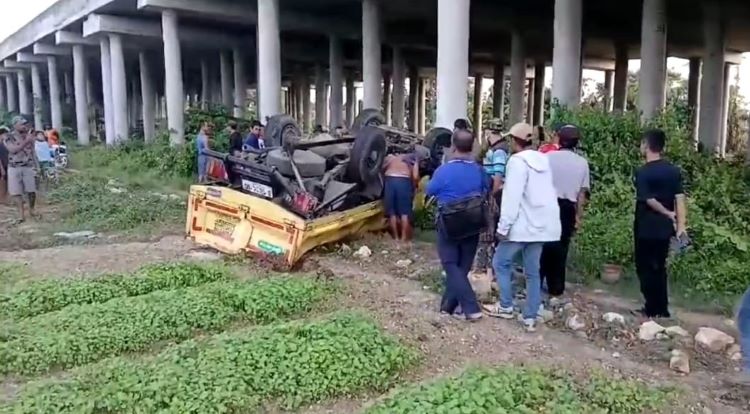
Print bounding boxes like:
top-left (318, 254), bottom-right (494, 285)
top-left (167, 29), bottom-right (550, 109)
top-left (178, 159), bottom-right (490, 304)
top-left (0, 205), bottom-right (747, 413)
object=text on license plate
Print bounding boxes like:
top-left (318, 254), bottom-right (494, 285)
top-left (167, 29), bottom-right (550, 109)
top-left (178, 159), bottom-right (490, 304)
top-left (241, 179), bottom-right (273, 198)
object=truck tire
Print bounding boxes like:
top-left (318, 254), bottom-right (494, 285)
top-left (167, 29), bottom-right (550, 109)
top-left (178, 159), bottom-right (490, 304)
top-left (348, 126), bottom-right (386, 185)
top-left (351, 108), bottom-right (385, 133)
top-left (265, 114), bottom-right (301, 147)
top-left (423, 127), bottom-right (452, 168)
top-left (266, 148), bottom-right (327, 178)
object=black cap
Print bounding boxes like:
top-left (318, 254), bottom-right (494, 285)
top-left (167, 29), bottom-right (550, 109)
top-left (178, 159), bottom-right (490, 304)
top-left (557, 124), bottom-right (580, 141)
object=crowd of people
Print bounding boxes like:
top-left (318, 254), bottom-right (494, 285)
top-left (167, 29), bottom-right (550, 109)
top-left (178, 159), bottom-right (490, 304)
top-left (0, 116), bottom-right (62, 222)
top-left (383, 118), bottom-right (698, 335)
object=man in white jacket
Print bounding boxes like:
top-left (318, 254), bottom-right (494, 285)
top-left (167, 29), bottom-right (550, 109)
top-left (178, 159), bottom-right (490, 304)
top-left (485, 123), bottom-right (562, 332)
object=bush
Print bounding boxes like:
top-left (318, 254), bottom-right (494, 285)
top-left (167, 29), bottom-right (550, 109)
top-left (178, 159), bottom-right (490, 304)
top-left (0, 277), bottom-right (334, 375)
top-left (367, 367), bottom-right (670, 414)
top-left (551, 106), bottom-right (750, 296)
top-left (1, 263), bottom-right (229, 319)
top-left (5, 314), bottom-right (417, 413)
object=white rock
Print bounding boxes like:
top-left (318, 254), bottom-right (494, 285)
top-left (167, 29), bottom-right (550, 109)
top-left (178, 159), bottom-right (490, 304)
top-left (340, 244), bottom-right (352, 254)
top-left (468, 271), bottom-right (493, 302)
top-left (694, 327), bottom-right (735, 352)
top-left (655, 332), bottom-right (670, 341)
top-left (54, 231), bottom-right (96, 239)
top-left (108, 187), bottom-right (126, 194)
top-left (353, 246), bottom-right (372, 259)
top-left (638, 321), bottom-right (666, 341)
top-left (538, 309), bottom-right (555, 323)
top-left (727, 344), bottom-right (742, 361)
top-left (612, 352), bottom-right (621, 359)
top-left (396, 259), bottom-right (413, 268)
top-left (566, 314), bottom-right (586, 331)
top-left (669, 349), bottom-right (690, 374)
top-left (665, 326), bottom-right (689, 338)
top-left (602, 312), bottom-right (626, 325)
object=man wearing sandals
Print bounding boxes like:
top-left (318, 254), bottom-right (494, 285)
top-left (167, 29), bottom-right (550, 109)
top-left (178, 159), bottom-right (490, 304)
top-left (485, 123), bottom-right (561, 332)
top-left (4, 116), bottom-right (38, 222)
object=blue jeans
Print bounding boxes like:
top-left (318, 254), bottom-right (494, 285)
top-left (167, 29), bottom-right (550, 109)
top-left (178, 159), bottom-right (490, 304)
top-left (437, 230), bottom-right (480, 315)
top-left (493, 241), bottom-right (544, 320)
top-left (739, 286), bottom-right (750, 371)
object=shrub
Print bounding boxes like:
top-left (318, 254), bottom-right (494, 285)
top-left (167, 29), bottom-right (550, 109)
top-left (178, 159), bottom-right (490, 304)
top-left (1, 263), bottom-right (228, 319)
top-left (367, 367), bottom-right (670, 414)
top-left (5, 314), bottom-right (417, 413)
top-left (0, 277), bottom-right (333, 375)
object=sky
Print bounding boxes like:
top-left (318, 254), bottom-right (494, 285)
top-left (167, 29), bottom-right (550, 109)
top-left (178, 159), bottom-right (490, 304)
top-left (3, 0), bottom-right (750, 105)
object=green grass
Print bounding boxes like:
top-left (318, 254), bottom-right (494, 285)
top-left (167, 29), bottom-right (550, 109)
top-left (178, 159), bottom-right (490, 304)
top-left (4, 314), bottom-right (417, 413)
top-left (367, 366), bottom-right (674, 414)
top-left (1, 277), bottom-right (334, 375)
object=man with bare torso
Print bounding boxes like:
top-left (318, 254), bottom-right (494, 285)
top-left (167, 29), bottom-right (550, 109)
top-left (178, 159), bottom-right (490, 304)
top-left (382, 146), bottom-right (428, 242)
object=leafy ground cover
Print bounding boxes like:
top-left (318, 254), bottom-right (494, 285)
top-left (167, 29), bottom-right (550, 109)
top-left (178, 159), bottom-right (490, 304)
top-left (3, 314), bottom-right (417, 414)
top-left (1, 263), bottom-right (228, 319)
top-left (0, 277), bottom-right (334, 375)
top-left (366, 366), bottom-right (673, 414)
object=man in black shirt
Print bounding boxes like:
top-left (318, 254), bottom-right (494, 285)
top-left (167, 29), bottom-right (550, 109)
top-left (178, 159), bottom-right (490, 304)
top-left (228, 121), bottom-right (243, 156)
top-left (633, 129), bottom-right (687, 318)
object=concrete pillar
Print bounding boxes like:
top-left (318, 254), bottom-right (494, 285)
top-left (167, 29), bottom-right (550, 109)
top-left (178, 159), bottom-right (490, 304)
top-left (6, 75), bottom-right (17, 113)
top-left (161, 10), bottom-right (185, 145)
top-left (18, 71), bottom-right (31, 116)
top-left (408, 65), bottom-right (419, 131)
top-left (99, 38), bottom-right (115, 145)
top-left (719, 63), bottom-right (731, 156)
top-left (233, 48), bottom-right (247, 118)
top-left (30, 64), bottom-right (44, 130)
top-left (603, 70), bottom-right (614, 112)
top-left (391, 47), bottom-right (406, 128)
top-left (639, 0), bottom-right (668, 120)
top-left (63, 71), bottom-right (72, 105)
top-left (139, 52), bottom-right (155, 143)
top-left (345, 74), bottom-right (355, 127)
top-left (0, 78), bottom-right (5, 112)
top-left (314, 64), bottom-right (326, 127)
top-left (258, 0), bottom-right (282, 121)
top-left (473, 74), bottom-right (483, 135)
top-left (687, 57), bottom-right (701, 141)
top-left (436, 0), bottom-right (470, 129)
top-left (509, 31), bottom-right (526, 124)
top-left (46, 56), bottom-right (63, 130)
top-left (220, 51), bottom-right (233, 109)
top-left (533, 63), bottom-right (546, 125)
top-left (362, 0), bottom-right (382, 109)
top-left (302, 74), bottom-right (311, 131)
top-left (698, 2), bottom-right (725, 153)
top-left (130, 76), bottom-right (141, 130)
top-left (613, 43), bottom-right (629, 113)
top-left (418, 78), bottom-right (426, 134)
top-left (329, 35), bottom-right (344, 129)
top-left (109, 34), bottom-right (129, 143)
top-left (492, 61), bottom-right (506, 120)
top-left (200, 59), bottom-right (209, 110)
top-left (526, 79), bottom-right (535, 123)
top-left (551, 0), bottom-right (582, 108)
top-left (382, 71), bottom-right (392, 124)
top-left (73, 45), bottom-right (91, 145)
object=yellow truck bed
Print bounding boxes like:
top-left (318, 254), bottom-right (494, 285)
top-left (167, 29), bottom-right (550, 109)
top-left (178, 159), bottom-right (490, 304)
top-left (186, 185), bottom-right (387, 267)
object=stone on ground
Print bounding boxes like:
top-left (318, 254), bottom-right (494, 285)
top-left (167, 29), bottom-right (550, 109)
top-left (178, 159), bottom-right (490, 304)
top-left (639, 321), bottom-right (666, 341)
top-left (468, 271), bottom-right (493, 302)
top-left (353, 245), bottom-right (372, 259)
top-left (726, 344), bottom-right (743, 361)
top-left (669, 349), bottom-right (691, 374)
top-left (184, 250), bottom-right (222, 261)
top-left (396, 259), bottom-right (413, 268)
top-left (602, 312), bottom-right (626, 324)
top-left (538, 308), bottom-right (555, 323)
top-left (665, 326), bottom-right (690, 338)
top-left (694, 327), bottom-right (735, 352)
top-left (566, 314), bottom-right (586, 331)
top-left (54, 231), bottom-right (96, 239)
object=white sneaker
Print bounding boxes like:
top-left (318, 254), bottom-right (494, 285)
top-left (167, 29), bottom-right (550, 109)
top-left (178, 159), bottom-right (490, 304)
top-left (522, 318), bottom-right (537, 333)
top-left (483, 303), bottom-right (515, 319)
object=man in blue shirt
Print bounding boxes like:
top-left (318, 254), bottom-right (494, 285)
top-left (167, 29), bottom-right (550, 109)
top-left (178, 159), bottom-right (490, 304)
top-left (426, 129), bottom-right (488, 322)
top-left (243, 120), bottom-right (265, 151)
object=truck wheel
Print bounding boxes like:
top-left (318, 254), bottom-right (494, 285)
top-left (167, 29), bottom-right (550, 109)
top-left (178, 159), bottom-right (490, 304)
top-left (351, 108), bottom-right (385, 134)
top-left (348, 126), bottom-right (386, 185)
top-left (423, 127), bottom-right (452, 168)
top-left (266, 114), bottom-right (301, 147)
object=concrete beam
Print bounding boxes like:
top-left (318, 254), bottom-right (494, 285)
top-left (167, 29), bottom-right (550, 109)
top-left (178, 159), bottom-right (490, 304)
top-left (137, 0), bottom-right (359, 39)
top-left (17, 52), bottom-right (48, 64)
top-left (83, 14), bottom-right (249, 49)
top-left (4, 60), bottom-right (32, 70)
top-left (56, 31), bottom-right (100, 46)
top-left (33, 43), bottom-right (71, 56)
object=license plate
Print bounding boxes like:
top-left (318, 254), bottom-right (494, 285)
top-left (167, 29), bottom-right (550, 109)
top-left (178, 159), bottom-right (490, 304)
top-left (241, 179), bottom-right (273, 198)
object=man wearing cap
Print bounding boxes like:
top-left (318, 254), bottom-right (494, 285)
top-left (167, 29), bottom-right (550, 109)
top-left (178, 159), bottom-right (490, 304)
top-left (4, 116), bottom-right (38, 221)
top-left (486, 122), bottom-right (561, 332)
top-left (540, 124), bottom-right (590, 301)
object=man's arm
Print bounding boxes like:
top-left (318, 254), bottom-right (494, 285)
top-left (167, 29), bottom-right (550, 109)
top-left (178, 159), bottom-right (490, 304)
top-left (425, 167), bottom-right (444, 197)
top-left (497, 157), bottom-right (526, 236)
top-left (411, 161), bottom-right (420, 187)
top-left (636, 169), bottom-right (675, 221)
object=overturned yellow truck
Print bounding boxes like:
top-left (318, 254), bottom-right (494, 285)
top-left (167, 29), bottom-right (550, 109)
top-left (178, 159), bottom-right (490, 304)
top-left (186, 111), bottom-right (451, 268)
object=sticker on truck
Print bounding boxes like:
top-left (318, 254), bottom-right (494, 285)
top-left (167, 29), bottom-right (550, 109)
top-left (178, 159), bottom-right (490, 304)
top-left (258, 240), bottom-right (285, 255)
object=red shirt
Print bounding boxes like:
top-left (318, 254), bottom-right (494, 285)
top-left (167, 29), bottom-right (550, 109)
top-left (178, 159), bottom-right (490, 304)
top-left (539, 143), bottom-right (560, 154)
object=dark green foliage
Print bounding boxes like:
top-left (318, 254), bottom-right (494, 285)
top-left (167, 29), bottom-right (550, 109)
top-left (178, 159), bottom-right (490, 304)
top-left (367, 367), bottom-right (670, 414)
top-left (4, 314), bottom-right (416, 413)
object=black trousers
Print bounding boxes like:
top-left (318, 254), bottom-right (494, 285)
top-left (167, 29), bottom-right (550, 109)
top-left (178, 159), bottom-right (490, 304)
top-left (634, 237), bottom-right (671, 317)
top-left (540, 199), bottom-right (577, 297)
